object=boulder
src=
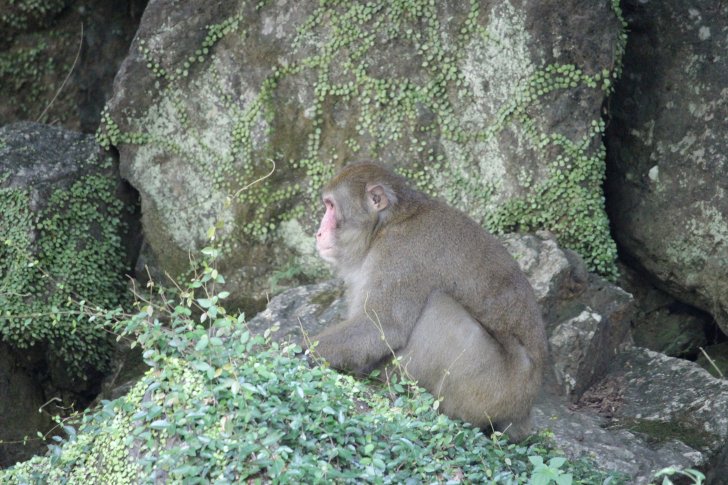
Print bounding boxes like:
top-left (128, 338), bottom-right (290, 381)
top-left (0, 122), bottom-right (139, 379)
top-left (605, 0), bottom-right (728, 334)
top-left (533, 392), bottom-right (702, 484)
top-left (602, 348), bottom-right (728, 478)
top-left (103, 0), bottom-right (625, 311)
top-left (0, 122), bottom-right (141, 445)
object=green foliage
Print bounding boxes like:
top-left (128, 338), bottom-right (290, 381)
top-left (1, 249), bottom-right (620, 483)
top-left (485, 119), bottom-right (619, 280)
top-left (0, 41), bottom-right (55, 117)
top-left (529, 456), bottom-right (573, 485)
top-left (0, 164), bottom-right (129, 378)
top-left (0, 0), bottom-right (66, 32)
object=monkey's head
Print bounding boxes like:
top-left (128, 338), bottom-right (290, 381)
top-left (315, 163), bottom-right (416, 267)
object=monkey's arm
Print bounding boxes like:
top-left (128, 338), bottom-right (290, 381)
top-left (311, 286), bottom-right (427, 374)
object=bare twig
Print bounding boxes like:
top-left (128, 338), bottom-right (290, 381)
top-left (232, 159), bottom-right (277, 199)
top-left (37, 22), bottom-right (84, 123)
top-left (699, 347), bottom-right (725, 378)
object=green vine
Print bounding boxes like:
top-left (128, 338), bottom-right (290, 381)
top-left (0, 157), bottom-right (129, 378)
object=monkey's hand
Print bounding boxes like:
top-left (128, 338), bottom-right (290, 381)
top-left (310, 316), bottom-right (403, 375)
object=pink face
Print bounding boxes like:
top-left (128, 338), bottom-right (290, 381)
top-left (316, 197), bottom-right (338, 263)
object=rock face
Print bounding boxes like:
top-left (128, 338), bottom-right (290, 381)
top-left (248, 233), bottom-right (728, 482)
top-left (0, 343), bottom-right (54, 467)
top-left (605, 0), bottom-right (728, 334)
top-left (0, 0), bottom-right (147, 131)
top-left (607, 349), bottom-right (728, 460)
top-left (103, 0), bottom-right (624, 310)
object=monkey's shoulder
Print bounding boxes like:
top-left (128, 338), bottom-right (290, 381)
top-left (417, 202), bottom-right (502, 243)
top-left (375, 200), bottom-right (509, 263)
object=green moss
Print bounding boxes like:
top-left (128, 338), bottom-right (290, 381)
top-left (0, 0), bottom-right (66, 32)
top-left (310, 287), bottom-right (344, 311)
top-left (0, 157), bottom-right (129, 378)
top-left (623, 418), bottom-right (717, 452)
top-left (0, 28), bottom-right (76, 123)
top-left (97, 0), bottom-right (624, 278)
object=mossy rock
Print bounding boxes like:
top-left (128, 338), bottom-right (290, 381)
top-left (0, 122), bottom-right (138, 380)
top-left (102, 0), bottom-right (626, 311)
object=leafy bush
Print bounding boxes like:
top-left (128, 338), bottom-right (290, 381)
top-left (0, 248), bottom-right (620, 483)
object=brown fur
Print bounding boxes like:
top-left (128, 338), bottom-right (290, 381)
top-left (312, 162), bottom-right (547, 440)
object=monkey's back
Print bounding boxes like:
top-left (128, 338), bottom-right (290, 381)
top-left (371, 197), bottom-right (548, 367)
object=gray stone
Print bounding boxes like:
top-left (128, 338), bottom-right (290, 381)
top-left (246, 279), bottom-right (345, 346)
top-left (533, 392), bottom-right (702, 484)
top-left (549, 309), bottom-right (601, 395)
top-left (604, 348), bottom-right (728, 475)
top-left (605, 0), bottom-right (728, 334)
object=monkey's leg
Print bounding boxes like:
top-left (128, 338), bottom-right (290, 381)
top-left (397, 291), bottom-right (535, 440)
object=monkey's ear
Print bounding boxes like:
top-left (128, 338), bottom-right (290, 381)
top-left (366, 184), bottom-right (393, 212)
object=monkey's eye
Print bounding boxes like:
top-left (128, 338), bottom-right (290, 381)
top-left (324, 198), bottom-right (334, 211)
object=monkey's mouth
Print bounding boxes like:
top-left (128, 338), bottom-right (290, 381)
top-left (317, 245), bottom-right (337, 263)
top-left (316, 240), bottom-right (333, 253)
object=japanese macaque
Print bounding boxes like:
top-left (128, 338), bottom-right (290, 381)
top-left (311, 162), bottom-right (547, 440)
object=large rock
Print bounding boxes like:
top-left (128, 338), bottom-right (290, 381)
top-left (533, 392), bottom-right (702, 484)
top-left (0, 122), bottom-right (139, 391)
top-left (599, 348), bottom-right (728, 481)
top-left (605, 0), bottom-right (728, 334)
top-left (103, 0), bottom-right (625, 311)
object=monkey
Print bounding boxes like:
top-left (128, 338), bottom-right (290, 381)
top-left (310, 162), bottom-right (548, 441)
